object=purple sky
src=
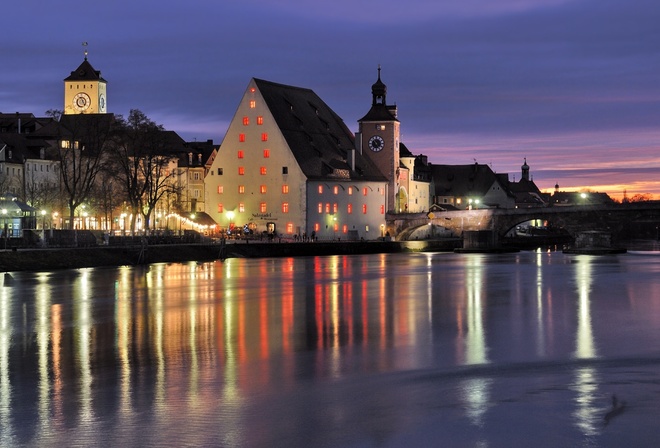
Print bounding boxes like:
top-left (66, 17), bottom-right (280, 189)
top-left (3, 0), bottom-right (660, 199)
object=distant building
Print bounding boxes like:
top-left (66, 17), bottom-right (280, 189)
top-left (507, 159), bottom-right (550, 208)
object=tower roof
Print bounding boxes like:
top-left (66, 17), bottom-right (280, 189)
top-left (359, 67), bottom-right (398, 122)
top-left (64, 59), bottom-right (107, 83)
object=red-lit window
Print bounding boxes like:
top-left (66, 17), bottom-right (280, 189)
top-left (238, 185), bottom-right (245, 194)
top-left (239, 203), bottom-right (245, 212)
top-left (282, 185), bottom-right (289, 194)
top-left (362, 204), bottom-right (368, 214)
top-left (334, 223), bottom-right (339, 232)
top-left (242, 116), bottom-right (249, 125)
top-left (263, 149), bottom-right (270, 158)
top-left (260, 185), bottom-right (267, 194)
top-left (237, 150), bottom-right (244, 159)
top-left (286, 223), bottom-right (294, 234)
top-left (217, 186), bottom-right (223, 194)
top-left (261, 133), bottom-right (268, 141)
top-left (238, 167), bottom-right (245, 175)
top-left (318, 203), bottom-right (323, 213)
top-left (249, 100), bottom-right (256, 108)
top-left (282, 202), bottom-right (289, 213)
top-left (217, 203), bottom-right (223, 213)
top-left (257, 116), bottom-right (263, 125)
top-left (342, 225), bottom-right (348, 234)
top-left (239, 133), bottom-right (245, 142)
top-left (325, 203), bottom-right (330, 213)
top-left (333, 203), bottom-right (338, 213)
top-left (314, 223), bottom-right (320, 232)
top-left (363, 188), bottom-right (368, 196)
top-left (348, 187), bottom-right (353, 195)
top-left (347, 204), bottom-right (353, 214)
top-left (260, 166), bottom-right (267, 175)
top-left (318, 185), bottom-right (323, 194)
top-left (380, 204), bottom-right (385, 214)
top-left (333, 186), bottom-right (339, 195)
top-left (260, 202), bottom-right (267, 213)
top-left (250, 87), bottom-right (256, 93)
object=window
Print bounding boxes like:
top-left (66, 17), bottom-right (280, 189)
top-left (260, 185), bottom-right (267, 194)
top-left (261, 133), bottom-right (268, 141)
top-left (282, 202), bottom-right (289, 213)
top-left (347, 204), bottom-right (353, 214)
top-left (242, 116), bottom-right (249, 125)
top-left (249, 100), bottom-right (256, 108)
top-left (263, 149), bottom-right (270, 158)
top-left (217, 186), bottom-right (223, 194)
top-left (333, 203), bottom-right (338, 213)
top-left (282, 166), bottom-right (288, 174)
top-left (362, 204), bottom-right (368, 214)
top-left (334, 223), bottom-right (339, 232)
top-left (239, 203), bottom-right (245, 212)
top-left (314, 223), bottom-right (320, 232)
top-left (325, 203), bottom-right (330, 213)
top-left (282, 185), bottom-right (289, 194)
top-left (318, 203), bottom-right (323, 213)
top-left (217, 204), bottom-right (224, 213)
top-left (377, 124), bottom-right (386, 130)
top-left (238, 185), bottom-right (245, 194)
top-left (342, 225), bottom-right (348, 234)
top-left (193, 172), bottom-right (200, 180)
top-left (260, 202), bottom-right (267, 213)
top-left (238, 167), bottom-right (245, 175)
top-left (380, 205), bottom-right (385, 214)
top-left (318, 185), bottom-right (323, 194)
top-left (333, 186), bottom-right (339, 195)
top-left (363, 188), bottom-right (368, 196)
top-left (237, 150), bottom-right (244, 159)
top-left (218, 168), bottom-right (223, 175)
top-left (348, 187), bottom-right (353, 195)
top-left (260, 167), bottom-right (267, 175)
top-left (257, 116), bottom-right (263, 125)
top-left (286, 223), bottom-right (294, 234)
top-left (239, 133), bottom-right (245, 142)
top-left (193, 189), bottom-right (200, 198)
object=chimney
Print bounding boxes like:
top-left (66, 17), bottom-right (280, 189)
top-left (16, 112), bottom-right (20, 134)
top-left (348, 148), bottom-right (356, 171)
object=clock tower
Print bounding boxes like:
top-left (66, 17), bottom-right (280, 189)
top-left (358, 67), bottom-right (400, 213)
top-left (64, 45), bottom-right (107, 115)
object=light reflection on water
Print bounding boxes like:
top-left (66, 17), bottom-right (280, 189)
top-left (1, 252), bottom-right (660, 447)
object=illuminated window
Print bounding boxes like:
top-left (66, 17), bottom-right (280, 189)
top-left (347, 204), bottom-right (353, 214)
top-left (250, 87), bottom-right (256, 93)
top-left (314, 223), bottom-right (320, 232)
top-left (242, 116), bottom-right (249, 125)
top-left (260, 166), bottom-right (267, 175)
top-left (362, 204), bottom-right (367, 214)
top-left (334, 223), bottom-right (339, 231)
top-left (237, 150), bottom-right (244, 158)
top-left (217, 186), bottom-right (223, 194)
top-left (238, 185), bottom-right (245, 194)
top-left (249, 100), bottom-right (256, 108)
top-left (238, 167), bottom-right (245, 175)
top-left (380, 188), bottom-right (384, 195)
top-left (456, 198), bottom-right (462, 205)
top-left (348, 187), bottom-right (353, 195)
top-left (261, 133), bottom-right (268, 141)
top-left (282, 185), bottom-right (289, 194)
top-left (325, 203), bottom-right (330, 213)
top-left (333, 203), bottom-right (338, 213)
top-left (217, 203), bottom-right (223, 213)
top-left (380, 204), bottom-right (385, 214)
top-left (260, 202), bottom-right (267, 213)
top-left (282, 202), bottom-right (289, 213)
top-left (363, 188), bottom-right (368, 196)
top-left (342, 225), bottom-right (348, 234)
top-left (318, 203), bottom-right (323, 213)
top-left (239, 203), bottom-right (245, 212)
top-left (318, 185), bottom-right (323, 194)
top-left (286, 223), bottom-right (294, 234)
top-left (263, 149), bottom-right (270, 158)
top-left (239, 133), bottom-right (245, 142)
top-left (377, 124), bottom-right (386, 130)
top-left (260, 185), bottom-right (267, 194)
top-left (257, 116), bottom-right (263, 125)
top-left (333, 186), bottom-right (339, 195)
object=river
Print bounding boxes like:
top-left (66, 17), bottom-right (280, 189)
top-left (1, 250), bottom-right (660, 447)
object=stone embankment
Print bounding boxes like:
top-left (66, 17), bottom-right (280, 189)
top-left (0, 239), bottom-right (461, 272)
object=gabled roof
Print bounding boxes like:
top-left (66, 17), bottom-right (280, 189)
top-left (254, 78), bottom-right (386, 182)
top-left (431, 163), bottom-right (515, 199)
top-left (64, 58), bottom-right (107, 83)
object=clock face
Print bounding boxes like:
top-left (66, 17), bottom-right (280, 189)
top-left (99, 94), bottom-right (106, 112)
top-left (73, 93), bottom-right (91, 112)
top-left (368, 135), bottom-right (385, 152)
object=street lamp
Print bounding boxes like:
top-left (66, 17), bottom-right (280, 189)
top-left (226, 211), bottom-right (234, 235)
top-left (190, 213), bottom-right (196, 231)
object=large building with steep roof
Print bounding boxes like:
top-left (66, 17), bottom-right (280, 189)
top-left (205, 78), bottom-right (388, 240)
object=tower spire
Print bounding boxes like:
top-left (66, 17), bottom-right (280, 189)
top-left (82, 41), bottom-right (88, 60)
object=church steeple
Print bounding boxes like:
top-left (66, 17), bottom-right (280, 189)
top-left (371, 65), bottom-right (387, 106)
top-left (63, 44), bottom-right (108, 114)
top-left (521, 158), bottom-right (530, 181)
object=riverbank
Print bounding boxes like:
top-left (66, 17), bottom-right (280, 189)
top-left (0, 239), bottom-right (462, 272)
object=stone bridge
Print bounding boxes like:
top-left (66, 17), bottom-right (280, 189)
top-left (388, 202), bottom-right (660, 241)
